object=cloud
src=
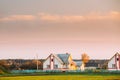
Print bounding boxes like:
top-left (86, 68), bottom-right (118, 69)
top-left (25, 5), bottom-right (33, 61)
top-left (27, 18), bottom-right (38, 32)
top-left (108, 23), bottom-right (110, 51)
top-left (38, 13), bottom-right (85, 23)
top-left (38, 11), bottom-right (120, 23)
top-left (85, 11), bottom-right (120, 20)
top-left (109, 11), bottom-right (120, 19)
top-left (0, 11), bottom-right (119, 23)
top-left (0, 15), bottom-right (36, 22)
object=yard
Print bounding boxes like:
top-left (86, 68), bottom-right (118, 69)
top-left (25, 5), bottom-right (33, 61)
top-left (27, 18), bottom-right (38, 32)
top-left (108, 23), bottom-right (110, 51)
top-left (0, 75), bottom-right (120, 80)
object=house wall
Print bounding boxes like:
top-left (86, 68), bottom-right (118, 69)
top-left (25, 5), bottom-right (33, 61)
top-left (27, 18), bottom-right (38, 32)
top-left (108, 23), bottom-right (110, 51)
top-left (116, 54), bottom-right (120, 70)
top-left (119, 55), bottom-right (120, 69)
top-left (108, 54), bottom-right (120, 70)
top-left (43, 54), bottom-right (63, 70)
top-left (68, 55), bottom-right (77, 70)
top-left (85, 67), bottom-right (96, 70)
top-left (43, 54), bottom-right (77, 70)
top-left (54, 57), bottom-right (63, 69)
top-left (50, 55), bottom-right (54, 70)
top-left (108, 56), bottom-right (115, 70)
top-left (74, 60), bottom-right (82, 70)
top-left (43, 57), bottom-right (50, 70)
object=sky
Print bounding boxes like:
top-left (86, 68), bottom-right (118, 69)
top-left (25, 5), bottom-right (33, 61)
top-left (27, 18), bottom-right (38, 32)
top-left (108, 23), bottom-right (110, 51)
top-left (0, 0), bottom-right (120, 59)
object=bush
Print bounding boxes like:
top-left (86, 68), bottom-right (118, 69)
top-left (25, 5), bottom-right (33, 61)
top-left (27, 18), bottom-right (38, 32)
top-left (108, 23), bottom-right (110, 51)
top-left (0, 69), bottom-right (5, 74)
top-left (93, 70), bottom-right (101, 73)
top-left (0, 66), bottom-right (9, 74)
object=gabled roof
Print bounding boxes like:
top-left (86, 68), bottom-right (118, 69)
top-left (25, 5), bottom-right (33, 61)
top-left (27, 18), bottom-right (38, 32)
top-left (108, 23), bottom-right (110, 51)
top-left (43, 54), bottom-right (63, 64)
top-left (73, 60), bottom-right (82, 67)
top-left (52, 54), bottom-right (63, 64)
top-left (108, 52), bottom-right (120, 63)
top-left (43, 53), bottom-right (71, 64)
top-left (57, 53), bottom-right (70, 64)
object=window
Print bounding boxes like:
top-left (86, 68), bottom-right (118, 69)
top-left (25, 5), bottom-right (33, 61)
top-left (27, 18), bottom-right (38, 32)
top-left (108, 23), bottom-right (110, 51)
top-left (47, 65), bottom-right (50, 68)
top-left (51, 59), bottom-right (53, 62)
top-left (117, 58), bottom-right (119, 61)
top-left (112, 64), bottom-right (116, 68)
top-left (54, 65), bottom-right (58, 68)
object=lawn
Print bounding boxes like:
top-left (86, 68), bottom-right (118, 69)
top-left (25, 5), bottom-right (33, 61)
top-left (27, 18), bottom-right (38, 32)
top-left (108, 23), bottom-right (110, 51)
top-left (0, 75), bottom-right (120, 80)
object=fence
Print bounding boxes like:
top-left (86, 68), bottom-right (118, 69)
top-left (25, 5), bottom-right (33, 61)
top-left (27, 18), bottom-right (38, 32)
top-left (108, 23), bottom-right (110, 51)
top-left (11, 70), bottom-right (43, 74)
top-left (11, 69), bottom-right (120, 74)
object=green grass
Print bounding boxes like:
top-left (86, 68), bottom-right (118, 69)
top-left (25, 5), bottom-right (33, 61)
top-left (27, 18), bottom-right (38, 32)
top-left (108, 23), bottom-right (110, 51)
top-left (0, 75), bottom-right (120, 80)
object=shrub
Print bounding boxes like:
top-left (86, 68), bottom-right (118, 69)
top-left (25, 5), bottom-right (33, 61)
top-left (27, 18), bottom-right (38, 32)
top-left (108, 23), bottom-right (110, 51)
top-left (0, 69), bottom-right (5, 74)
top-left (0, 66), bottom-right (9, 74)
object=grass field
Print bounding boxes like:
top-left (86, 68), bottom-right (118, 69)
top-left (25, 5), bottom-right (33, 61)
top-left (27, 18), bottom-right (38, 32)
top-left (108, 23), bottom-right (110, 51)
top-left (0, 75), bottom-right (120, 80)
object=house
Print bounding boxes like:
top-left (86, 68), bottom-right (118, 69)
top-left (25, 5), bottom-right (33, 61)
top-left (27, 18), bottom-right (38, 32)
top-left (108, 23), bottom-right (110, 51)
top-left (85, 59), bottom-right (108, 69)
top-left (73, 59), bottom-right (108, 70)
top-left (73, 59), bottom-right (82, 70)
top-left (43, 53), bottom-right (76, 71)
top-left (108, 52), bottom-right (120, 70)
top-left (73, 59), bottom-right (87, 70)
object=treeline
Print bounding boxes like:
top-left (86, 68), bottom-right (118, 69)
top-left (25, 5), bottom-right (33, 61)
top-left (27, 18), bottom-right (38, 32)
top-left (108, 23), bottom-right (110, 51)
top-left (0, 60), bottom-right (10, 74)
top-left (0, 59), bottom-right (44, 74)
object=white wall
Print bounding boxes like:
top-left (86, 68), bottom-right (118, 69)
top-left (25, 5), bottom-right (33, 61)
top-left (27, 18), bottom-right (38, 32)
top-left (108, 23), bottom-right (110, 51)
top-left (43, 57), bottom-right (50, 69)
top-left (108, 54), bottom-right (120, 70)
top-left (54, 57), bottom-right (62, 69)
top-left (108, 56), bottom-right (115, 69)
top-left (116, 54), bottom-right (120, 70)
top-left (43, 55), bottom-right (63, 70)
top-left (85, 67), bottom-right (96, 70)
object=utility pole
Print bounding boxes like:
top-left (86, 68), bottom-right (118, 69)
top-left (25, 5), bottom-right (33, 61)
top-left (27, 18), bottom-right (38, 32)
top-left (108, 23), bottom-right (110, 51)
top-left (36, 54), bottom-right (38, 70)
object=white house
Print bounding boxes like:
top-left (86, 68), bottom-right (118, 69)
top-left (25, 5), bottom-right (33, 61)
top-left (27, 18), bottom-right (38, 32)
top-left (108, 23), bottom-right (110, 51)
top-left (108, 52), bottom-right (120, 70)
top-left (43, 53), bottom-right (77, 71)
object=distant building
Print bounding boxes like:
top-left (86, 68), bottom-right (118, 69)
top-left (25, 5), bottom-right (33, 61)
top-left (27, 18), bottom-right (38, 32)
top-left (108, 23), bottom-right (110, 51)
top-left (43, 53), bottom-right (76, 71)
top-left (73, 59), bottom-right (82, 70)
top-left (74, 59), bottom-right (108, 70)
top-left (108, 52), bottom-right (120, 70)
top-left (85, 59), bottom-right (108, 69)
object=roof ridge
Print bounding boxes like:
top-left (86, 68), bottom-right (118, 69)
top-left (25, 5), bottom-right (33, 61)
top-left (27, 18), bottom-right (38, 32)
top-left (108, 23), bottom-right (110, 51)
top-left (57, 53), bottom-right (70, 64)
top-left (52, 54), bottom-right (64, 64)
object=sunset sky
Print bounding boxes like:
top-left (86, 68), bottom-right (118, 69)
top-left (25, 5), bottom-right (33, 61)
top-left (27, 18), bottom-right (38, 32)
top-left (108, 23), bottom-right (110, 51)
top-left (0, 0), bottom-right (120, 59)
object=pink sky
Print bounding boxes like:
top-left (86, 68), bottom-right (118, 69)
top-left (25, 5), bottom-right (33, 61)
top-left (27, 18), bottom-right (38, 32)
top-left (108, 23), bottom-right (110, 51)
top-left (0, 0), bottom-right (120, 59)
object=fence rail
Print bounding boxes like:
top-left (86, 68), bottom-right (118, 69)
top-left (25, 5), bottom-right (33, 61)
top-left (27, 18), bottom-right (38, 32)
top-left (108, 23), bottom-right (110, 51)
top-left (11, 69), bottom-right (120, 74)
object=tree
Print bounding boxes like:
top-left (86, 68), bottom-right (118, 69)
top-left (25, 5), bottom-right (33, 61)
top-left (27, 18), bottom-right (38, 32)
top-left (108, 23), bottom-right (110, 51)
top-left (80, 53), bottom-right (89, 71)
top-left (20, 60), bottom-right (41, 70)
top-left (0, 60), bottom-right (9, 70)
top-left (0, 60), bottom-right (10, 73)
top-left (81, 53), bottom-right (89, 64)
